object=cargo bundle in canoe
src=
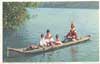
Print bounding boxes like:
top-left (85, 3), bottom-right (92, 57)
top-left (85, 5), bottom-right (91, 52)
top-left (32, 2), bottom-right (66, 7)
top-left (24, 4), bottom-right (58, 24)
top-left (7, 35), bottom-right (91, 55)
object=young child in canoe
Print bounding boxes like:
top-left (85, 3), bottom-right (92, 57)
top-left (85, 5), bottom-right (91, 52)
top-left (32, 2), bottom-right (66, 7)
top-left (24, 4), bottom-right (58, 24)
top-left (55, 34), bottom-right (63, 45)
top-left (39, 34), bottom-right (47, 47)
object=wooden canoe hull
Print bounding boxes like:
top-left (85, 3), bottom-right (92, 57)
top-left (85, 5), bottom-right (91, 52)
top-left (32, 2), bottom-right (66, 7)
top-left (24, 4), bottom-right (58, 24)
top-left (7, 35), bottom-right (91, 55)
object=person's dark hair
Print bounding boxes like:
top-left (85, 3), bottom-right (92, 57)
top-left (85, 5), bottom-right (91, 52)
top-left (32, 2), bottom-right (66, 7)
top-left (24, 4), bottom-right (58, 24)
top-left (41, 34), bottom-right (44, 38)
top-left (56, 34), bottom-right (59, 38)
top-left (47, 29), bottom-right (50, 33)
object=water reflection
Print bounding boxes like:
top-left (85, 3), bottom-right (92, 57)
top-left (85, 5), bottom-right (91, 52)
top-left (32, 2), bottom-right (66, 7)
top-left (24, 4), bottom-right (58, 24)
top-left (70, 46), bottom-right (78, 61)
top-left (46, 51), bottom-right (55, 61)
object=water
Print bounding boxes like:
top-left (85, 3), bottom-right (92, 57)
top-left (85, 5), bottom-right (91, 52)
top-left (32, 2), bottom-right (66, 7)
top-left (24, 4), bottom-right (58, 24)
top-left (3, 8), bottom-right (99, 62)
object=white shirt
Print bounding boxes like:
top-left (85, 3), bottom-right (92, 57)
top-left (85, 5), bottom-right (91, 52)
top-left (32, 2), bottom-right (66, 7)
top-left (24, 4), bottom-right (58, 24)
top-left (40, 38), bottom-right (47, 46)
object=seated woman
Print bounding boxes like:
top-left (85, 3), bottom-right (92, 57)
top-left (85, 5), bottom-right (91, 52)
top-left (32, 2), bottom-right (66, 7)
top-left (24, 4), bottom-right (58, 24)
top-left (45, 29), bottom-right (55, 47)
top-left (64, 22), bottom-right (78, 42)
top-left (55, 34), bottom-right (63, 45)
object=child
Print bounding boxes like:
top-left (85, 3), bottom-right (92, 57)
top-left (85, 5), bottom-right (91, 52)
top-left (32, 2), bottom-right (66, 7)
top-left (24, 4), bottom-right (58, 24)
top-left (55, 34), bottom-right (62, 45)
top-left (39, 34), bottom-right (47, 47)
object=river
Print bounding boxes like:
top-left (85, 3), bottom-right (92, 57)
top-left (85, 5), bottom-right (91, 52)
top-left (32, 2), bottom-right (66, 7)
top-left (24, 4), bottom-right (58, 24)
top-left (3, 8), bottom-right (99, 62)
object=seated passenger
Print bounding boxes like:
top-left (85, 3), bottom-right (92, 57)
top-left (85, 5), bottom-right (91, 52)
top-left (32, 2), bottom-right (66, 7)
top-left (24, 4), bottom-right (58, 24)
top-left (45, 29), bottom-right (55, 47)
top-left (25, 44), bottom-right (39, 51)
top-left (39, 34), bottom-right (47, 47)
top-left (64, 22), bottom-right (78, 42)
top-left (55, 34), bottom-right (63, 45)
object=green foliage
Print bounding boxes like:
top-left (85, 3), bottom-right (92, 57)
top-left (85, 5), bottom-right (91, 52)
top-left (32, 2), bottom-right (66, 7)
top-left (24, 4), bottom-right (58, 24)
top-left (3, 2), bottom-right (38, 30)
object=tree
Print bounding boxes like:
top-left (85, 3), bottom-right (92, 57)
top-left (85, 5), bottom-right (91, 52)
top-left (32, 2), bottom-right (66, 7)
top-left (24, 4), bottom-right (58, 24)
top-left (3, 2), bottom-right (38, 30)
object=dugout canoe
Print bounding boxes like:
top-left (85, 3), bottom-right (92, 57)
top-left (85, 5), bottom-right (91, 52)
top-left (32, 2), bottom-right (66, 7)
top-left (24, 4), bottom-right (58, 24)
top-left (7, 35), bottom-right (91, 55)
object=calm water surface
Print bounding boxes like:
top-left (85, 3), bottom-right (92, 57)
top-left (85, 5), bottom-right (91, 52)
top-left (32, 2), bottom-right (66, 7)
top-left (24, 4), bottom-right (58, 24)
top-left (3, 8), bottom-right (99, 62)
